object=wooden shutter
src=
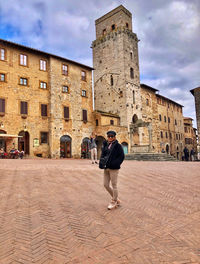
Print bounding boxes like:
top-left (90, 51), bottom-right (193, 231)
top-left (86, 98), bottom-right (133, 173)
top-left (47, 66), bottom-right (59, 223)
top-left (21, 101), bottom-right (28, 115)
top-left (41, 104), bottom-right (47, 116)
top-left (64, 106), bottom-right (69, 119)
top-left (0, 98), bottom-right (5, 112)
top-left (82, 109), bottom-right (87, 122)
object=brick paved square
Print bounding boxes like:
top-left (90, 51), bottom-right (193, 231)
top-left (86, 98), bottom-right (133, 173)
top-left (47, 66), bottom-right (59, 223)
top-left (0, 159), bottom-right (200, 264)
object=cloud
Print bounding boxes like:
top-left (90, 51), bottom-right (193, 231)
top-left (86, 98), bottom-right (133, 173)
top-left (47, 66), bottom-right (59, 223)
top-left (0, 0), bottom-right (199, 127)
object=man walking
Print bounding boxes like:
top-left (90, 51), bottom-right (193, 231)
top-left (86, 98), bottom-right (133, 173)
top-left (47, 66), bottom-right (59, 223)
top-left (99, 131), bottom-right (125, 210)
top-left (89, 134), bottom-right (98, 164)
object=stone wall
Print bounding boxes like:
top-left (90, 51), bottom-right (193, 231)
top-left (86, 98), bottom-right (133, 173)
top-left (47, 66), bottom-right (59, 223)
top-left (192, 87), bottom-right (200, 141)
top-left (0, 40), bottom-right (94, 158)
top-left (95, 5), bottom-right (132, 39)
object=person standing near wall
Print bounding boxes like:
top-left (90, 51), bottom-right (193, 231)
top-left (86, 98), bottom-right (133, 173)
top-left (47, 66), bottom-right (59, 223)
top-left (99, 131), bottom-right (125, 210)
top-left (89, 134), bottom-right (98, 164)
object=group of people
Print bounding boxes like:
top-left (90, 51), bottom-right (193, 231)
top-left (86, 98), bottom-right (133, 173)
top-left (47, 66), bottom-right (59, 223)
top-left (183, 147), bottom-right (196, 161)
top-left (0, 147), bottom-right (24, 159)
top-left (89, 131), bottom-right (125, 210)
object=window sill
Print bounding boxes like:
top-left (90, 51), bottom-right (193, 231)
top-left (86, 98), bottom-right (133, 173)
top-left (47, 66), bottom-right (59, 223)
top-left (19, 64), bottom-right (28, 67)
top-left (64, 118), bottom-right (70, 122)
top-left (21, 115), bottom-right (27, 119)
top-left (0, 112), bottom-right (5, 116)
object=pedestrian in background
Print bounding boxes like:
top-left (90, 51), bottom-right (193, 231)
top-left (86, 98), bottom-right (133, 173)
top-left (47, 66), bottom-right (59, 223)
top-left (99, 131), bottom-right (124, 210)
top-left (190, 148), bottom-right (195, 161)
top-left (183, 146), bottom-right (189, 161)
top-left (89, 134), bottom-right (98, 164)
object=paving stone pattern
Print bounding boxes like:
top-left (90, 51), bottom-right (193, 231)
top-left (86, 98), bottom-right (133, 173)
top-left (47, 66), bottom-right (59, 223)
top-left (0, 159), bottom-right (200, 264)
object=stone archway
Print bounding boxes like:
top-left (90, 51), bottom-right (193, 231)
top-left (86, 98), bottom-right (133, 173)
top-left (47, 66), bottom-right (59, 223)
top-left (60, 135), bottom-right (72, 158)
top-left (0, 130), bottom-right (6, 152)
top-left (18, 131), bottom-right (30, 154)
top-left (81, 137), bottom-right (90, 159)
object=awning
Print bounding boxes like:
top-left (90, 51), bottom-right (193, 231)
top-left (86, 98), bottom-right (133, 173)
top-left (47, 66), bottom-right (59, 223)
top-left (0, 134), bottom-right (22, 138)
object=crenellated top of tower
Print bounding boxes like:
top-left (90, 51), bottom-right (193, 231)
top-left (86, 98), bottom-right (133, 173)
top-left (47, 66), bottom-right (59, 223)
top-left (95, 5), bottom-right (133, 39)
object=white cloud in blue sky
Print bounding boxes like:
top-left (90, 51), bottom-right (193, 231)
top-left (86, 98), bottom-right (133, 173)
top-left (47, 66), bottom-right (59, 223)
top-left (0, 0), bottom-right (200, 126)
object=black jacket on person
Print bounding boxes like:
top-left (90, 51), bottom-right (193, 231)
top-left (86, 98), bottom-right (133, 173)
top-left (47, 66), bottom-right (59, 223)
top-left (99, 140), bottom-right (125, 170)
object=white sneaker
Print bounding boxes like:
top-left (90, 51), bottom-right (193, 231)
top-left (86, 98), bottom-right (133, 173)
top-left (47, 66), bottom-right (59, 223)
top-left (112, 198), bottom-right (121, 206)
top-left (107, 200), bottom-right (118, 210)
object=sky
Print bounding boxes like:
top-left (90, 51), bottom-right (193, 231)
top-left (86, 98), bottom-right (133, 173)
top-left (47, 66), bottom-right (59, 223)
top-left (0, 0), bottom-right (200, 127)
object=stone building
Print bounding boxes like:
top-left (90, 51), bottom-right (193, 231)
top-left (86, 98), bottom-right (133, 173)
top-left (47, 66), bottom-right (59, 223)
top-left (0, 5), bottom-right (197, 159)
top-left (0, 38), bottom-right (94, 158)
top-left (190, 87), bottom-right (200, 142)
top-left (183, 117), bottom-right (198, 156)
top-left (92, 5), bottom-right (194, 160)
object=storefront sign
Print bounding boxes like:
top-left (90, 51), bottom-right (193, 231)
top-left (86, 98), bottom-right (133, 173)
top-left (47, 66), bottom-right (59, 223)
top-left (33, 138), bottom-right (39, 147)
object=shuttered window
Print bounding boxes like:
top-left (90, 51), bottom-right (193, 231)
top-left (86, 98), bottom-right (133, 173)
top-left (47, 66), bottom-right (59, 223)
top-left (82, 109), bottom-right (87, 122)
top-left (41, 104), bottom-right (47, 117)
top-left (0, 98), bottom-right (5, 113)
top-left (20, 101), bottom-right (28, 115)
top-left (64, 106), bottom-right (69, 119)
top-left (41, 132), bottom-right (48, 144)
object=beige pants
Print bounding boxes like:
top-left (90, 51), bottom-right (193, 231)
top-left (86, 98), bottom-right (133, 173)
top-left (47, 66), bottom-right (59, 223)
top-left (104, 169), bottom-right (119, 201)
top-left (91, 148), bottom-right (97, 162)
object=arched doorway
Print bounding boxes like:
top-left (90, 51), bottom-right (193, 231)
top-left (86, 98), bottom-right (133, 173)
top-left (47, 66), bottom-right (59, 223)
top-left (96, 136), bottom-right (106, 159)
top-left (121, 142), bottom-right (128, 154)
top-left (60, 135), bottom-right (72, 158)
top-left (166, 144), bottom-right (169, 154)
top-left (81, 137), bottom-right (90, 159)
top-left (0, 130), bottom-right (6, 152)
top-left (18, 131), bottom-right (30, 154)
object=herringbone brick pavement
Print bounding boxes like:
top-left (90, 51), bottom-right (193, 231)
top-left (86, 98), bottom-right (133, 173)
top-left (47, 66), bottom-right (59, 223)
top-left (0, 159), bottom-right (199, 264)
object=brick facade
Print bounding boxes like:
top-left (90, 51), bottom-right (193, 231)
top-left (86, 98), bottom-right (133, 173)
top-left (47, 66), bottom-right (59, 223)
top-left (0, 40), bottom-right (94, 158)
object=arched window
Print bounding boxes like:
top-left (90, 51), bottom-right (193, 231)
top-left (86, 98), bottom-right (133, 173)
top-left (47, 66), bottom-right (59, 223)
top-left (130, 52), bottom-right (133, 60)
top-left (130, 68), bottom-right (134, 79)
top-left (132, 114), bottom-right (138, 124)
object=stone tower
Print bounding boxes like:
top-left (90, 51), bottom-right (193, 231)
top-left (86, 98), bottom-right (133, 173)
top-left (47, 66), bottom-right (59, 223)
top-left (190, 87), bottom-right (200, 141)
top-left (92, 5), bottom-right (142, 129)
